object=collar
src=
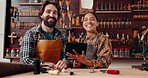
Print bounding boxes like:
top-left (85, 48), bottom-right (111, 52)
top-left (35, 25), bottom-right (61, 35)
top-left (86, 31), bottom-right (99, 40)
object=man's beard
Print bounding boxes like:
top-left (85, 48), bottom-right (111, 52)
top-left (43, 17), bottom-right (57, 28)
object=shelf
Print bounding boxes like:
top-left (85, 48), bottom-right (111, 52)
top-left (97, 28), bottom-right (131, 30)
top-left (20, 3), bottom-right (42, 6)
top-left (95, 11), bottom-right (132, 13)
top-left (5, 56), bottom-right (20, 59)
top-left (4, 56), bottom-right (144, 59)
top-left (112, 45), bottom-right (132, 48)
top-left (132, 10), bottom-right (148, 12)
top-left (132, 19), bottom-right (148, 21)
top-left (59, 27), bottom-right (84, 29)
top-left (19, 15), bottom-right (38, 17)
top-left (113, 57), bottom-right (145, 59)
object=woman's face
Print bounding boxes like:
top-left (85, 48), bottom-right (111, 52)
top-left (83, 13), bottom-right (98, 32)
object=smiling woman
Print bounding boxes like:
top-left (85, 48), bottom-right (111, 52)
top-left (66, 12), bottom-right (113, 68)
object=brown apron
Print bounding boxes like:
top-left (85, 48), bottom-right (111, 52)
top-left (36, 33), bottom-right (63, 64)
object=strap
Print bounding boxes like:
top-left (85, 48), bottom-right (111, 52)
top-left (37, 33), bottom-right (40, 42)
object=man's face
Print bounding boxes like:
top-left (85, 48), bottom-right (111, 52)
top-left (41, 4), bottom-right (58, 28)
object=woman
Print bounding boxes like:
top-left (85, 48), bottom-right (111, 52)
top-left (66, 12), bottom-right (113, 68)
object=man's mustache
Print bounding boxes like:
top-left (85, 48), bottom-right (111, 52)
top-left (47, 17), bottom-right (56, 21)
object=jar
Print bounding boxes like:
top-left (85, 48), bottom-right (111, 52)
top-left (16, 48), bottom-right (20, 57)
top-left (6, 48), bottom-right (11, 57)
top-left (124, 48), bottom-right (130, 57)
top-left (11, 48), bottom-right (16, 57)
top-left (119, 48), bottom-right (124, 57)
top-left (113, 48), bottom-right (118, 57)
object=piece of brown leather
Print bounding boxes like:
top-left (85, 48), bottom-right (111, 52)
top-left (36, 39), bottom-right (63, 64)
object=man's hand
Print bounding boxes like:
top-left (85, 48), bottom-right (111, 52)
top-left (54, 60), bottom-right (68, 70)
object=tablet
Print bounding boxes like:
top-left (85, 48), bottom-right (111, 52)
top-left (65, 42), bottom-right (87, 58)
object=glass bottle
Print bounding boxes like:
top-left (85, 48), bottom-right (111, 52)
top-left (120, 34), bottom-right (126, 45)
top-left (125, 48), bottom-right (130, 57)
top-left (11, 48), bottom-right (16, 57)
top-left (72, 32), bottom-right (75, 42)
top-left (113, 48), bottom-right (119, 57)
top-left (119, 48), bottom-right (124, 57)
top-left (116, 33), bottom-right (120, 45)
top-left (16, 48), bottom-right (20, 57)
top-left (6, 48), bottom-right (11, 57)
top-left (117, 18), bottom-right (121, 28)
top-left (126, 35), bottom-right (130, 45)
top-left (107, 18), bottom-right (110, 28)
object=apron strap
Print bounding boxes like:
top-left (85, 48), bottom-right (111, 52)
top-left (37, 33), bottom-right (40, 42)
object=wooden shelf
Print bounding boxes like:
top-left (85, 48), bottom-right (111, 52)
top-left (5, 56), bottom-right (20, 59)
top-left (59, 27), bottom-right (84, 29)
top-left (96, 11), bottom-right (132, 14)
top-left (20, 3), bottom-right (42, 6)
top-left (19, 15), bottom-right (38, 17)
top-left (4, 57), bottom-right (145, 59)
top-left (113, 57), bottom-right (145, 59)
top-left (132, 10), bottom-right (148, 12)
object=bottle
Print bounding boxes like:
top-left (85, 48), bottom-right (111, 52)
top-left (113, 48), bottom-right (119, 57)
top-left (11, 48), bottom-right (16, 57)
top-left (119, 48), bottom-right (124, 57)
top-left (16, 48), bottom-right (20, 57)
top-left (101, 3), bottom-right (104, 11)
top-left (120, 34), bottom-right (126, 45)
top-left (110, 18), bottom-right (114, 28)
top-left (107, 18), bottom-right (110, 28)
top-left (126, 35), bottom-right (130, 45)
top-left (117, 18), bottom-right (121, 28)
top-left (72, 32), bottom-right (75, 42)
top-left (103, 19), bottom-right (106, 28)
top-left (125, 48), bottom-right (130, 57)
top-left (6, 48), bottom-right (11, 57)
top-left (33, 58), bottom-right (40, 74)
top-left (116, 33), bottom-right (120, 45)
top-left (68, 30), bottom-right (72, 42)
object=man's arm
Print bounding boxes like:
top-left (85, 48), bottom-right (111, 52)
top-left (20, 31), bottom-right (36, 64)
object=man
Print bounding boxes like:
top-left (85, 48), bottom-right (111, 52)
top-left (20, 1), bottom-right (68, 69)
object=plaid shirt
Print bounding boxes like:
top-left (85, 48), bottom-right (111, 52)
top-left (20, 25), bottom-right (67, 64)
top-left (80, 32), bottom-right (113, 68)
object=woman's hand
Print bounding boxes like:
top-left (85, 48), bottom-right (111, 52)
top-left (66, 49), bottom-right (87, 64)
top-left (73, 60), bottom-right (82, 68)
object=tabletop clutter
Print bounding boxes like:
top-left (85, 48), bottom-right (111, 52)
top-left (37, 65), bottom-right (120, 75)
top-left (40, 66), bottom-right (74, 75)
